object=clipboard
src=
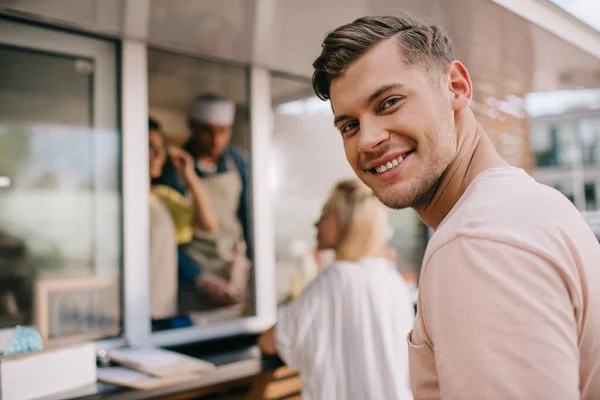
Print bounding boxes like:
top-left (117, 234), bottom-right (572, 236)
top-left (106, 347), bottom-right (215, 377)
top-left (97, 366), bottom-right (200, 390)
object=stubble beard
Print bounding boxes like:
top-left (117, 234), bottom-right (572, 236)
top-left (372, 123), bottom-right (455, 211)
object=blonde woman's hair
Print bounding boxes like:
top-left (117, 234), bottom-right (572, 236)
top-left (325, 179), bottom-right (388, 262)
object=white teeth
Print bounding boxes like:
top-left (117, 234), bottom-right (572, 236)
top-left (374, 154), bottom-right (408, 174)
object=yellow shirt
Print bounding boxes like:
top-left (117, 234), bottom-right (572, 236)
top-left (151, 185), bottom-right (194, 245)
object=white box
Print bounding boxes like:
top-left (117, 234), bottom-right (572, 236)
top-left (0, 342), bottom-right (97, 400)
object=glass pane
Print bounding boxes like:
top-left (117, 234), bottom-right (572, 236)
top-left (528, 91), bottom-right (600, 210)
top-left (0, 43), bottom-right (121, 342)
top-left (548, 0), bottom-right (600, 32)
top-left (149, 0), bottom-right (255, 63)
top-left (1, 0), bottom-right (124, 36)
top-left (271, 76), bottom-right (424, 304)
top-left (580, 117), bottom-right (600, 165)
top-left (147, 48), bottom-right (253, 331)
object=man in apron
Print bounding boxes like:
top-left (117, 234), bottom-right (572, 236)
top-left (178, 94), bottom-right (251, 313)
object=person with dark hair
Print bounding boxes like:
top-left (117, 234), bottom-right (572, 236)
top-left (149, 118), bottom-right (236, 313)
top-left (312, 13), bottom-right (600, 400)
top-left (148, 116), bottom-right (160, 132)
top-left (183, 94), bottom-right (250, 254)
top-left (155, 94), bottom-right (251, 313)
top-left (176, 94), bottom-right (251, 313)
top-left (148, 117), bottom-right (178, 319)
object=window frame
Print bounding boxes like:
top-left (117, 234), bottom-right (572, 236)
top-left (0, 17), bottom-right (126, 348)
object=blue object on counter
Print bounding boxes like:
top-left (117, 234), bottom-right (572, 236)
top-left (3, 326), bottom-right (44, 356)
top-left (171, 316), bottom-right (193, 329)
top-left (151, 315), bottom-right (193, 332)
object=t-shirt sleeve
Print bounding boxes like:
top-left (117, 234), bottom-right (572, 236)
top-left (275, 274), bottom-right (325, 369)
top-left (423, 236), bottom-right (580, 400)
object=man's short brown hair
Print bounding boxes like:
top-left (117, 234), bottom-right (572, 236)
top-left (312, 14), bottom-right (454, 100)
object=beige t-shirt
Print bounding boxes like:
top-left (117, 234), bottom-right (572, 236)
top-left (409, 167), bottom-right (600, 400)
top-left (149, 194), bottom-right (178, 320)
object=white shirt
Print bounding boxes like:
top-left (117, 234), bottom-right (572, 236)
top-left (276, 257), bottom-right (414, 400)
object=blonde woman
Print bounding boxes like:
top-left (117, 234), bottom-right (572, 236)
top-left (259, 179), bottom-right (414, 400)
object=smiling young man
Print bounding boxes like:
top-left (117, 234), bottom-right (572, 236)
top-left (311, 14), bottom-right (600, 400)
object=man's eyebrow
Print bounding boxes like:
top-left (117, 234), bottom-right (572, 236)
top-left (366, 83), bottom-right (404, 106)
top-left (334, 114), bottom-right (351, 126)
top-left (333, 83), bottom-right (405, 126)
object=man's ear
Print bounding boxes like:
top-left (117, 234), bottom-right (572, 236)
top-left (446, 61), bottom-right (472, 111)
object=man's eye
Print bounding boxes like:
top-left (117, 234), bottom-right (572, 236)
top-left (341, 122), bottom-right (358, 133)
top-left (381, 97), bottom-right (401, 110)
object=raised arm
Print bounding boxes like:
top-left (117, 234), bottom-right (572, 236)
top-left (168, 146), bottom-right (219, 233)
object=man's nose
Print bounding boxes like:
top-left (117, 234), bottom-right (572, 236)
top-left (357, 117), bottom-right (389, 153)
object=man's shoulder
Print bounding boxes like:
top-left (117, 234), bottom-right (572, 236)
top-left (426, 169), bottom-right (585, 261)
top-left (444, 169), bottom-right (570, 227)
top-left (226, 147), bottom-right (247, 165)
top-left (224, 147), bottom-right (248, 179)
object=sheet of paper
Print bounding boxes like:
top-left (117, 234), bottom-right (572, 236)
top-left (189, 304), bottom-right (245, 325)
top-left (97, 367), bottom-right (151, 383)
top-left (107, 348), bottom-right (183, 368)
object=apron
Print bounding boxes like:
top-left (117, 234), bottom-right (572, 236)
top-left (179, 156), bottom-right (250, 312)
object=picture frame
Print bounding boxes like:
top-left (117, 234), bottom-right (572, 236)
top-left (34, 276), bottom-right (120, 346)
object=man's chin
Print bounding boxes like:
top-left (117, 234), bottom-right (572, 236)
top-left (356, 173), bottom-right (413, 208)
top-left (377, 195), bottom-right (412, 210)
top-left (371, 184), bottom-right (414, 210)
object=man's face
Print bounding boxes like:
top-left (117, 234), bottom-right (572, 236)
top-left (189, 120), bottom-right (232, 160)
top-left (330, 38), bottom-right (457, 209)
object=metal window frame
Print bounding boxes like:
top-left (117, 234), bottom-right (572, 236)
top-left (147, 64), bottom-right (276, 348)
top-left (0, 17), bottom-right (127, 349)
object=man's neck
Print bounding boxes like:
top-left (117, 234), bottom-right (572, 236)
top-left (198, 155), bottom-right (218, 166)
top-left (196, 156), bottom-right (219, 175)
top-left (416, 110), bottom-right (509, 229)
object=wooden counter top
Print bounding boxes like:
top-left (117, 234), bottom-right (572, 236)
top-left (39, 334), bottom-right (293, 400)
